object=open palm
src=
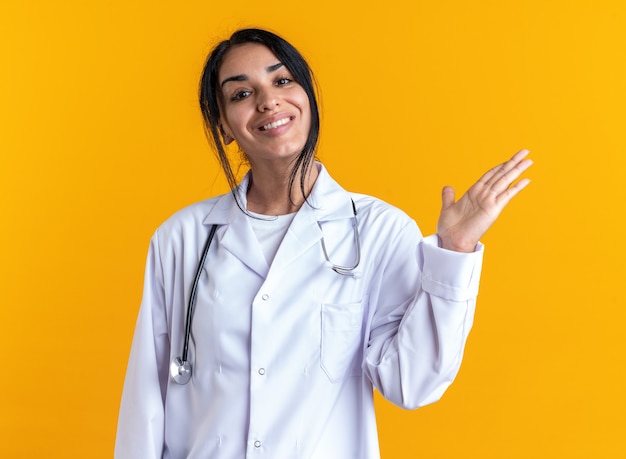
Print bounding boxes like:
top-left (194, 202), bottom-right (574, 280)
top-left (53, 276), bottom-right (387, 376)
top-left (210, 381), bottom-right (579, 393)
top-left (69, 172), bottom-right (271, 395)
top-left (437, 150), bottom-right (533, 252)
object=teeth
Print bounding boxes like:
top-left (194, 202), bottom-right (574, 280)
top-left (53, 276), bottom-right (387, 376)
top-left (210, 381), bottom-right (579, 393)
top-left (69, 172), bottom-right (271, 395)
top-left (262, 117), bottom-right (290, 131)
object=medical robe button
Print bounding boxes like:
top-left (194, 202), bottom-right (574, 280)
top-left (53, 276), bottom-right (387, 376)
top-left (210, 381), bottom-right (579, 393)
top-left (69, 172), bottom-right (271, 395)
top-left (261, 294), bottom-right (269, 301)
top-left (254, 440), bottom-right (261, 448)
top-left (258, 368), bottom-right (266, 375)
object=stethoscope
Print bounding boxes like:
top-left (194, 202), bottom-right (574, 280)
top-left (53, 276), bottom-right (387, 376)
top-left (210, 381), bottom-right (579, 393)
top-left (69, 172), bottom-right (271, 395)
top-left (170, 201), bottom-right (360, 384)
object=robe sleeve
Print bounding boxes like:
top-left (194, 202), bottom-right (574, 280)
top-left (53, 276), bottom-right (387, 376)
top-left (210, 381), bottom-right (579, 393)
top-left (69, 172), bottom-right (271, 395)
top-left (115, 232), bottom-right (169, 458)
top-left (363, 221), bottom-right (483, 410)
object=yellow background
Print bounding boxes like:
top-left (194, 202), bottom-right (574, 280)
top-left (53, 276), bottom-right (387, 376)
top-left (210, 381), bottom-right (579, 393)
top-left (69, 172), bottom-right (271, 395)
top-left (1, 0), bottom-right (624, 457)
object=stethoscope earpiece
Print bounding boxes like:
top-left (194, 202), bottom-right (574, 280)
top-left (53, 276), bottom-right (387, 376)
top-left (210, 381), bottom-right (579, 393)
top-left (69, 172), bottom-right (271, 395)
top-left (170, 357), bottom-right (192, 385)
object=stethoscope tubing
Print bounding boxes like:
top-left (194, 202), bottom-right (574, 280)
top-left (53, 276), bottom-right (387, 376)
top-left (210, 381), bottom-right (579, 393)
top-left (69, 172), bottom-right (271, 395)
top-left (181, 224), bottom-right (218, 363)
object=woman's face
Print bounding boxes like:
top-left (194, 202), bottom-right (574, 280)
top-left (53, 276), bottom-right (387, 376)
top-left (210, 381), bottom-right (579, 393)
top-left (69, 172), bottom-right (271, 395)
top-left (217, 43), bottom-right (311, 166)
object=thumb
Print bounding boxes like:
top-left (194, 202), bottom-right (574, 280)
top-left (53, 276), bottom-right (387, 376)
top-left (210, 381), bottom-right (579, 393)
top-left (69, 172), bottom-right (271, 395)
top-left (441, 186), bottom-right (456, 210)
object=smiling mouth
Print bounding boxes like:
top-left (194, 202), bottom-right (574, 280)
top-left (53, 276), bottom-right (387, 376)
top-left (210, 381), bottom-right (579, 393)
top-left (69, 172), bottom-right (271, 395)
top-left (260, 117), bottom-right (292, 131)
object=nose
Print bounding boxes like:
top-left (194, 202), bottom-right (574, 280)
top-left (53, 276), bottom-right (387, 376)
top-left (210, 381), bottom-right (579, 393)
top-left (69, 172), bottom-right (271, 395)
top-left (256, 87), bottom-right (279, 112)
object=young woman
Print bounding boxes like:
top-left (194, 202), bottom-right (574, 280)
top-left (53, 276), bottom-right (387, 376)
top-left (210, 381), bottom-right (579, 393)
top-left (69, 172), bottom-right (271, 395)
top-left (115, 28), bottom-right (532, 458)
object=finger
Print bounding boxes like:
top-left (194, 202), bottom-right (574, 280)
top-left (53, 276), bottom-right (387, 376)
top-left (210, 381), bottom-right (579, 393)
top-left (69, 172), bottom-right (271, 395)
top-left (496, 177), bottom-right (531, 206)
top-left (510, 148), bottom-right (531, 162)
top-left (491, 157), bottom-right (533, 194)
top-left (441, 186), bottom-right (456, 210)
top-left (481, 149), bottom-right (531, 187)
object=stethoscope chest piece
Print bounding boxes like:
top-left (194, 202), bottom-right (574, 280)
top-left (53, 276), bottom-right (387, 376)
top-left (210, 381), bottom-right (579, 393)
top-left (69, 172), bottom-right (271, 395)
top-left (170, 357), bottom-right (192, 385)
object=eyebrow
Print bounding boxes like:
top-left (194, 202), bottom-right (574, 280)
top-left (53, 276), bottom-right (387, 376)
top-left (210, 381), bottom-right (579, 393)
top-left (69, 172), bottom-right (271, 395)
top-left (220, 62), bottom-right (285, 88)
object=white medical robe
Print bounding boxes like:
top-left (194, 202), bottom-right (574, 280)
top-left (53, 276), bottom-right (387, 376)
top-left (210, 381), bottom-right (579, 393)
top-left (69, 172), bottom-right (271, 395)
top-left (115, 164), bottom-right (483, 458)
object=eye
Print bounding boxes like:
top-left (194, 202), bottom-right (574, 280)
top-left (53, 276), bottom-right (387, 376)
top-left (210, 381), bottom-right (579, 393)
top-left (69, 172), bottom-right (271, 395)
top-left (276, 77), bottom-right (292, 86)
top-left (231, 90), bottom-right (251, 101)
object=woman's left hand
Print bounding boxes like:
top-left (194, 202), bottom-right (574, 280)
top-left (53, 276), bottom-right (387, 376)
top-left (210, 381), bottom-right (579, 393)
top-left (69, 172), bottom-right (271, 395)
top-left (437, 149), bottom-right (533, 252)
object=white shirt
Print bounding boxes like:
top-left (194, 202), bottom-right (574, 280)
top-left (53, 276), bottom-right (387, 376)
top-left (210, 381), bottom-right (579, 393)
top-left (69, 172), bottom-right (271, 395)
top-left (248, 211), bottom-right (296, 264)
top-left (115, 164), bottom-right (483, 458)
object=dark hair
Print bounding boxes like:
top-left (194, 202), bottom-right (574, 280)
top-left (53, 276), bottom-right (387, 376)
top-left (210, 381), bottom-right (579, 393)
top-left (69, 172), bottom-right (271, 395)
top-left (199, 28), bottom-right (320, 207)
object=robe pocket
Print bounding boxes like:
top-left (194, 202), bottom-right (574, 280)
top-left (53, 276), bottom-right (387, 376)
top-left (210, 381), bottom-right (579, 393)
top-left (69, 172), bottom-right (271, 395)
top-left (321, 301), bottom-right (365, 383)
